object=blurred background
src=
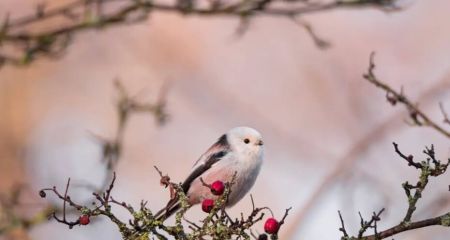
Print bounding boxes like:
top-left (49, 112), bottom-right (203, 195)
top-left (1, 0), bottom-right (450, 239)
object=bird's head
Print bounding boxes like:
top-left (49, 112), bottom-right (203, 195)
top-left (226, 127), bottom-right (264, 157)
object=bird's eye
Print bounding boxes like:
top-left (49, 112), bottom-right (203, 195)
top-left (244, 138), bottom-right (250, 144)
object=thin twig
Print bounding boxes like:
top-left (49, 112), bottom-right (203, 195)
top-left (364, 52), bottom-right (450, 139)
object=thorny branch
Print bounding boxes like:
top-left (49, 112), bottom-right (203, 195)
top-left (363, 52), bottom-right (450, 139)
top-left (0, 0), bottom-right (401, 67)
top-left (39, 169), bottom-right (291, 240)
top-left (338, 143), bottom-right (450, 240)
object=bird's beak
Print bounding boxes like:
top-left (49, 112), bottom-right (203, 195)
top-left (257, 140), bottom-right (264, 146)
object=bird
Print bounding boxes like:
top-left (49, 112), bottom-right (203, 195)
top-left (155, 126), bottom-right (264, 220)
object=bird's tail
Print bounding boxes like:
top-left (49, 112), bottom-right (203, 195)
top-left (155, 202), bottom-right (181, 221)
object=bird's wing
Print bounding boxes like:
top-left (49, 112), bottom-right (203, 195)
top-left (182, 134), bottom-right (230, 193)
top-left (192, 134), bottom-right (228, 167)
top-left (155, 134), bottom-right (230, 221)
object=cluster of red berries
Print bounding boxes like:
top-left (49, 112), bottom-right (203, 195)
top-left (78, 180), bottom-right (280, 235)
top-left (201, 180), bottom-right (280, 236)
top-left (201, 180), bottom-right (225, 213)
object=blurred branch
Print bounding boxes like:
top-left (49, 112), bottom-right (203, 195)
top-left (0, 0), bottom-right (401, 68)
top-left (291, 17), bottom-right (331, 49)
top-left (103, 80), bottom-right (168, 167)
top-left (91, 79), bottom-right (168, 190)
top-left (0, 185), bottom-right (55, 237)
top-left (439, 102), bottom-right (450, 126)
top-left (364, 53), bottom-right (450, 139)
top-left (0, 81), bottom-right (169, 238)
top-left (338, 143), bottom-right (450, 240)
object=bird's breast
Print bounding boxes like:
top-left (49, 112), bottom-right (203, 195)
top-left (187, 152), bottom-right (263, 206)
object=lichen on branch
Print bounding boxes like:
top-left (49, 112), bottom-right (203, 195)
top-left (39, 168), bottom-right (291, 240)
top-left (338, 142), bottom-right (450, 240)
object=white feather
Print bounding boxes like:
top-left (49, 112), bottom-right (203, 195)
top-left (186, 126), bottom-right (264, 206)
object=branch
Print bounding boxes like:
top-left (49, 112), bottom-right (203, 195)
top-left (0, 0), bottom-right (401, 67)
top-left (39, 170), bottom-right (291, 239)
top-left (439, 102), bottom-right (450, 126)
top-left (362, 212), bottom-right (450, 240)
top-left (0, 184), bottom-right (55, 235)
top-left (90, 80), bottom-right (168, 190)
top-left (363, 52), bottom-right (450, 139)
top-left (392, 142), bottom-right (422, 169)
top-left (281, 79), bottom-right (450, 238)
top-left (357, 209), bottom-right (384, 238)
top-left (338, 144), bottom-right (450, 240)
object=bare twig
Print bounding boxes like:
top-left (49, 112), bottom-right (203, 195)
top-left (357, 208), bottom-right (384, 238)
top-left (363, 52), bottom-right (450, 139)
top-left (291, 17), bottom-right (331, 49)
top-left (338, 144), bottom-right (450, 240)
top-left (282, 76), bottom-right (450, 239)
top-left (90, 80), bottom-right (168, 191)
top-left (392, 142), bottom-right (422, 169)
top-left (439, 102), bottom-right (450, 125)
top-left (338, 210), bottom-right (349, 238)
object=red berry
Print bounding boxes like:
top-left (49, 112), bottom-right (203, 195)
top-left (264, 218), bottom-right (279, 234)
top-left (201, 199), bottom-right (214, 213)
top-left (211, 180), bottom-right (225, 196)
top-left (79, 215), bottom-right (90, 225)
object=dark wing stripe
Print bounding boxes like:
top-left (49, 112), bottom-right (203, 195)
top-left (216, 134), bottom-right (228, 147)
top-left (182, 150), bottom-right (228, 193)
top-left (192, 134), bottom-right (228, 167)
top-left (155, 133), bottom-right (230, 220)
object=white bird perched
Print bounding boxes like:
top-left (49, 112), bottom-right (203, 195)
top-left (156, 126), bottom-right (264, 220)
